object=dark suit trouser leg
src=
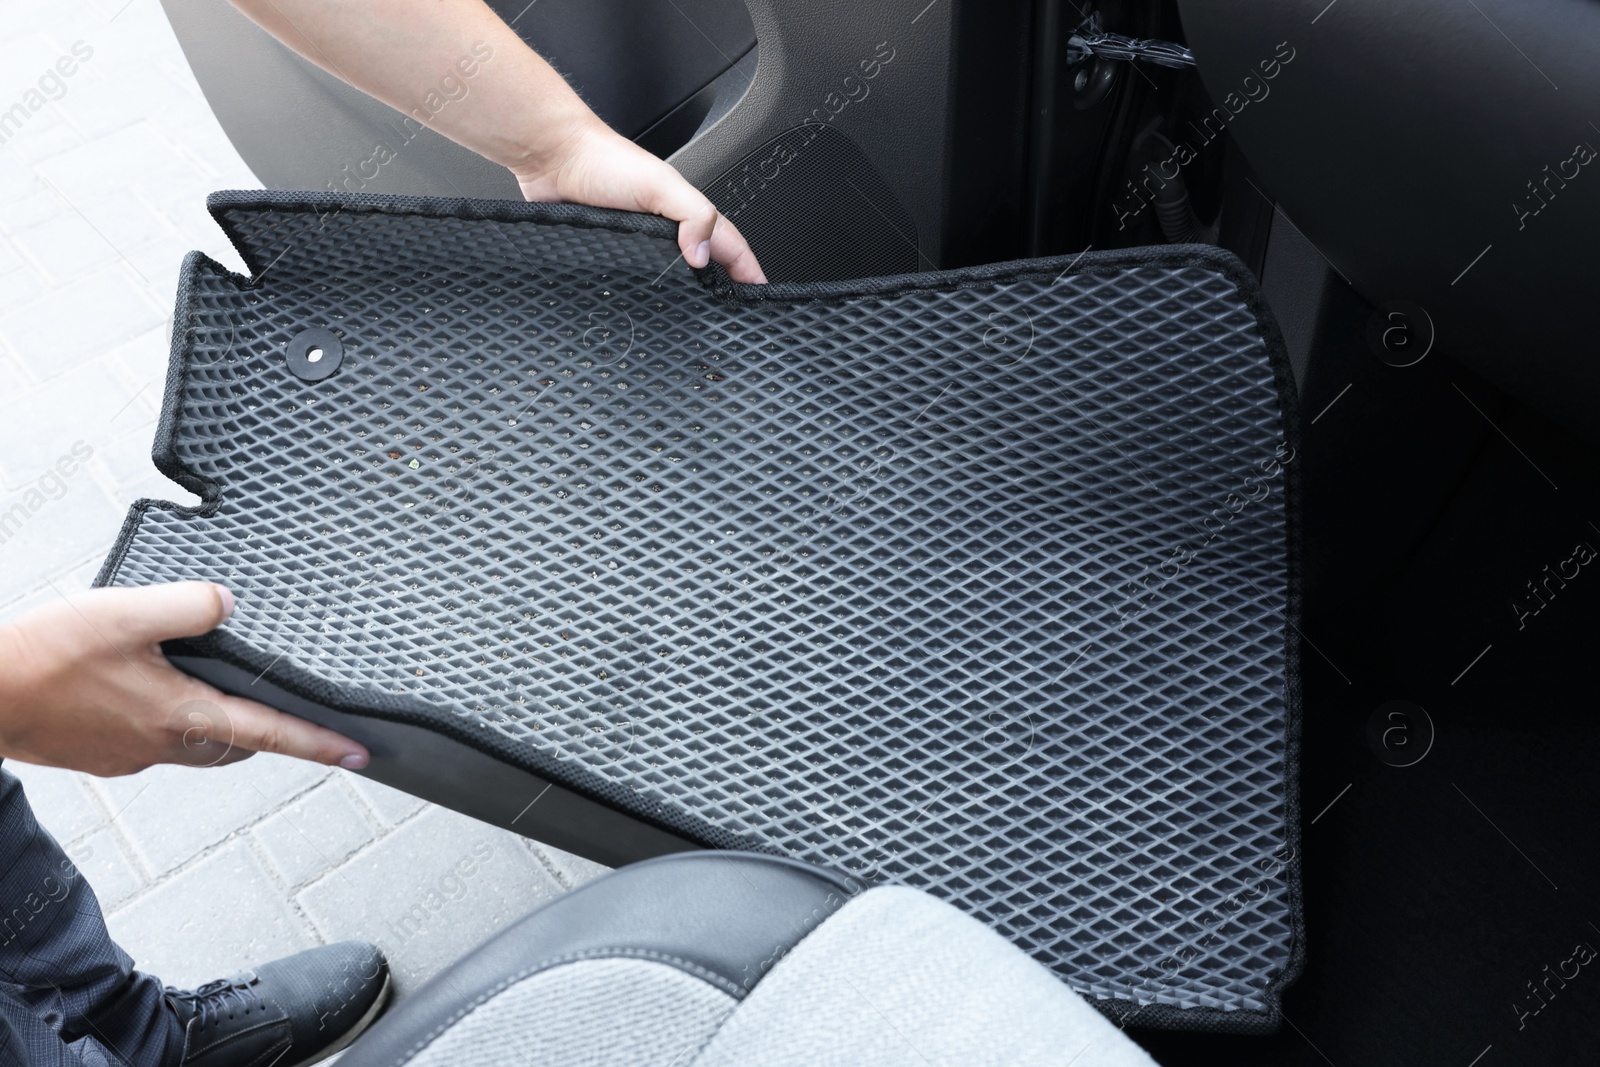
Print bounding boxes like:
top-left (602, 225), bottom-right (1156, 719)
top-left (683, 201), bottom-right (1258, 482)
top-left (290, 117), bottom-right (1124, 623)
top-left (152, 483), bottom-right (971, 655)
top-left (0, 763), bottom-right (183, 1067)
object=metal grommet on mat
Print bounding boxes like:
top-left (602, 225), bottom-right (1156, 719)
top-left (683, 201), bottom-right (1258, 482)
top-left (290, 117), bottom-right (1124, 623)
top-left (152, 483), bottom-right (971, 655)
top-left (285, 327), bottom-right (344, 382)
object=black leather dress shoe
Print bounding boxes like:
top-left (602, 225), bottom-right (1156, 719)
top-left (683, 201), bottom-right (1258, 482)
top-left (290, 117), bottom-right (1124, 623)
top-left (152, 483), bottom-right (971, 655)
top-left (166, 941), bottom-right (390, 1067)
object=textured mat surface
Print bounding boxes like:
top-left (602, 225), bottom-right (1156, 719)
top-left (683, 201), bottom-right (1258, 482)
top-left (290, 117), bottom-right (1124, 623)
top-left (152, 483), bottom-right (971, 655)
top-left (100, 192), bottom-right (1302, 1030)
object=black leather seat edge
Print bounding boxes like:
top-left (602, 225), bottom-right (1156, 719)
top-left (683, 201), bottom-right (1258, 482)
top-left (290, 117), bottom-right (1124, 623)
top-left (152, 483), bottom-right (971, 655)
top-left (338, 852), bottom-right (861, 1066)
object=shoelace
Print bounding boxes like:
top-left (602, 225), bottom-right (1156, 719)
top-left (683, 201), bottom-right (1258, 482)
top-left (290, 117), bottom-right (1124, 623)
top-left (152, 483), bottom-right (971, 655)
top-left (166, 974), bottom-right (266, 1031)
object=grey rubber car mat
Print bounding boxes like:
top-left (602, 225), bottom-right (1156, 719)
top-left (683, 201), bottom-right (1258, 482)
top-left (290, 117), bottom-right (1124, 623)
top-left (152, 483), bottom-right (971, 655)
top-left (99, 191), bottom-right (1302, 1032)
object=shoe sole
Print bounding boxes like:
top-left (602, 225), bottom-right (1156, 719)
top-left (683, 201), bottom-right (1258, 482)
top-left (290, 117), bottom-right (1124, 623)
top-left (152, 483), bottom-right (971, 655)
top-left (286, 971), bottom-right (393, 1067)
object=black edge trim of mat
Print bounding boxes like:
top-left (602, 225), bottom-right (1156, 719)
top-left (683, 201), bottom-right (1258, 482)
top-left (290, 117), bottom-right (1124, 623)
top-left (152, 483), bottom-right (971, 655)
top-left (96, 191), bottom-right (1306, 1034)
top-left (204, 189), bottom-right (680, 280)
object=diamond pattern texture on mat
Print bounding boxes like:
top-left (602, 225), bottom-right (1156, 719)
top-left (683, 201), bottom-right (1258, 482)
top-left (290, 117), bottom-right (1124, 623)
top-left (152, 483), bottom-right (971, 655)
top-left (112, 201), bottom-right (1293, 1016)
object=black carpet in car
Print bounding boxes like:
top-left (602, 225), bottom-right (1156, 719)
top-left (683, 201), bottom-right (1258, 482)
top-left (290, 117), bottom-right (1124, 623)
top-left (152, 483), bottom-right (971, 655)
top-left (1138, 275), bottom-right (1600, 1066)
top-left (99, 191), bottom-right (1302, 1032)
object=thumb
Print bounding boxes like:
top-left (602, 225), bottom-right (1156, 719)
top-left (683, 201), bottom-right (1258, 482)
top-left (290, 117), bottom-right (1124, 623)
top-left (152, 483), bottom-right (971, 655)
top-left (631, 159), bottom-right (767, 283)
top-left (101, 581), bottom-right (237, 643)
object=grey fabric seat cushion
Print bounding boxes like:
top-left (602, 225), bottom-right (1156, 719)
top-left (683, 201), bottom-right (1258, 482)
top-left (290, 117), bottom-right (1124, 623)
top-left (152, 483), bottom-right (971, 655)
top-left (691, 886), bottom-right (1158, 1067)
top-left (377, 882), bottom-right (1158, 1067)
top-left (400, 958), bottom-right (734, 1067)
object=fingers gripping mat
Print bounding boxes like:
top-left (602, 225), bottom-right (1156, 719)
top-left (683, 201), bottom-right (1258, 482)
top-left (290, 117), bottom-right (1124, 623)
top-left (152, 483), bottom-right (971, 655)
top-left (100, 192), bottom-right (1302, 1031)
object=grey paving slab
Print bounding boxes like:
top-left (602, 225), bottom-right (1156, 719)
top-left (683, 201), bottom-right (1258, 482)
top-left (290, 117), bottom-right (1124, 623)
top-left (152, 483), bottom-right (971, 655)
top-left (56, 188), bottom-right (186, 272)
top-left (95, 418), bottom-right (173, 492)
top-left (0, 30), bottom-right (58, 78)
top-left (50, 66), bottom-right (192, 145)
top-left (531, 841), bottom-right (613, 891)
top-left (67, 826), bottom-right (144, 910)
top-left (0, 358), bottom-right (138, 488)
top-left (1, 107), bottom-right (85, 168)
top-left (31, 124), bottom-right (204, 212)
top-left (8, 210), bottom-right (126, 284)
top-left (87, 753), bottom-right (330, 878)
top-left (0, 192), bottom-right (63, 242)
top-left (341, 771), bottom-right (429, 829)
top-left (251, 780), bottom-right (377, 889)
top-left (0, 236), bottom-right (27, 275)
top-left (0, 256), bottom-right (49, 310)
top-left (0, 149), bottom-right (46, 201)
top-left (106, 322), bottom-right (180, 407)
top-left (0, 475), bottom-right (125, 605)
top-left (0, 346), bottom-right (31, 401)
top-left (1, 761), bottom-right (104, 844)
top-left (106, 839), bottom-right (318, 990)
top-left (296, 806), bottom-right (564, 994)
top-left (0, 266), bottom-right (164, 380)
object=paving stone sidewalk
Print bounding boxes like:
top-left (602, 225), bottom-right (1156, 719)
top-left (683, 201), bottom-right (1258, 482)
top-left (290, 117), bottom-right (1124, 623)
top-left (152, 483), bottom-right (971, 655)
top-left (5, 757), bottom-right (606, 994)
top-left (0, 0), bottom-right (607, 1001)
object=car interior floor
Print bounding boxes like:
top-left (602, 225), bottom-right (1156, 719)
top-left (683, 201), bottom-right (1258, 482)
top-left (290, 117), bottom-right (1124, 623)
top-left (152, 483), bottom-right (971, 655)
top-left (1137, 238), bottom-right (1600, 1065)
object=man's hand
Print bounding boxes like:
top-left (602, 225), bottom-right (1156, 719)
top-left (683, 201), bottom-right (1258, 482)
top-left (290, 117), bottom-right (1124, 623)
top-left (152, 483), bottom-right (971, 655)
top-left (227, 0), bottom-right (766, 282)
top-left (0, 582), bottom-right (369, 777)
top-left (515, 120), bottom-right (767, 283)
